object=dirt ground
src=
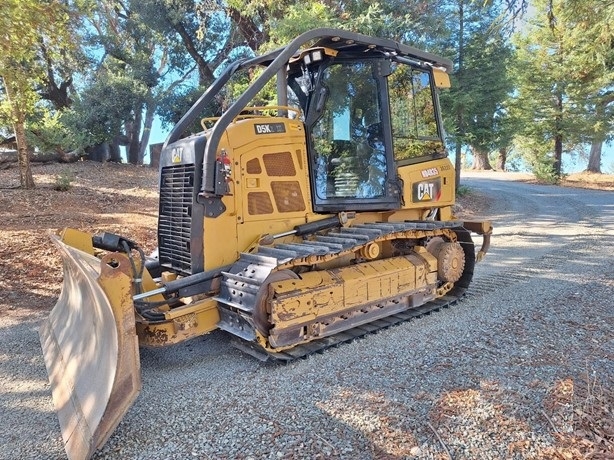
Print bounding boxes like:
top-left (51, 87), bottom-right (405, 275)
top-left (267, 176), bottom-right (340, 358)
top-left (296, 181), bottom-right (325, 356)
top-left (562, 171), bottom-right (614, 191)
top-left (0, 161), bottom-right (159, 320)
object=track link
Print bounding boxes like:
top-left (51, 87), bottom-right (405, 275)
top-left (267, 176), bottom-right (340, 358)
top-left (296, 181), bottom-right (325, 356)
top-left (214, 220), bottom-right (474, 361)
top-left (230, 293), bottom-right (463, 361)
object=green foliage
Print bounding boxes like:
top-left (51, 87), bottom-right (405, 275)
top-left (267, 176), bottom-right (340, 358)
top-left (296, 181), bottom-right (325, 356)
top-left (157, 86), bottom-right (210, 130)
top-left (157, 64), bottom-right (278, 133)
top-left (53, 169), bottom-right (75, 191)
top-left (510, 0), bottom-right (614, 175)
top-left (502, 154), bottom-right (524, 172)
top-left (26, 111), bottom-right (88, 154)
top-left (456, 184), bottom-right (472, 197)
top-left (66, 0), bottom-right (207, 162)
top-left (531, 161), bottom-right (561, 185)
top-left (68, 69), bottom-right (149, 145)
top-left (510, 1), bottom-right (569, 174)
top-left (240, 0), bottom-right (453, 50)
top-left (0, 0), bottom-right (75, 187)
top-left (266, 3), bottom-right (338, 45)
top-left (439, 1), bottom-right (515, 172)
top-left (516, 137), bottom-right (562, 183)
top-left (558, 1), bottom-right (614, 144)
top-left (3, 0), bottom-right (611, 176)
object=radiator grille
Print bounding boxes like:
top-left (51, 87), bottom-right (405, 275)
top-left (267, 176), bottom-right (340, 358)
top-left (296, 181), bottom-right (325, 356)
top-left (158, 164), bottom-right (195, 274)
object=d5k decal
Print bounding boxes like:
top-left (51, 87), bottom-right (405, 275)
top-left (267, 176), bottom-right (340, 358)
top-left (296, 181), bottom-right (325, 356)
top-left (254, 122), bottom-right (286, 134)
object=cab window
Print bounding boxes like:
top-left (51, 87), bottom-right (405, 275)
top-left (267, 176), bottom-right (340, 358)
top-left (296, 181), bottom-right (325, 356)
top-left (310, 61), bottom-right (387, 200)
top-left (388, 65), bottom-right (444, 162)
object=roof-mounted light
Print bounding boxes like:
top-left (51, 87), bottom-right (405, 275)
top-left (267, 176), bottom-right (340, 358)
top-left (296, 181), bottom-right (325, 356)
top-left (311, 49), bottom-right (323, 62)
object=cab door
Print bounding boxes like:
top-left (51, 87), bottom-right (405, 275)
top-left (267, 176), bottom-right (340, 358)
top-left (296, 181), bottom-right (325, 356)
top-left (306, 59), bottom-right (400, 213)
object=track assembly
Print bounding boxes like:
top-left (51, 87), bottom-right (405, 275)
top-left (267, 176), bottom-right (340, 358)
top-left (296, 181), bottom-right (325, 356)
top-left (215, 221), bottom-right (476, 361)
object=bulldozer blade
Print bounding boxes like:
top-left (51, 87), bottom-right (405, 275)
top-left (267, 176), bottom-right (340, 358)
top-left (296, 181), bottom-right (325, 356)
top-left (39, 235), bottom-right (141, 460)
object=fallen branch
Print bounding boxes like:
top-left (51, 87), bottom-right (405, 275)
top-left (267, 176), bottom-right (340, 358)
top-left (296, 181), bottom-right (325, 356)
top-left (0, 149), bottom-right (81, 167)
top-left (427, 422), bottom-right (453, 460)
top-left (315, 433), bottom-right (338, 454)
top-left (541, 409), bottom-right (560, 434)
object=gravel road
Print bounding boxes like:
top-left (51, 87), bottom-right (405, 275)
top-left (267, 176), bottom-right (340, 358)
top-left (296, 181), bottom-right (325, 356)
top-left (2, 171), bottom-right (613, 459)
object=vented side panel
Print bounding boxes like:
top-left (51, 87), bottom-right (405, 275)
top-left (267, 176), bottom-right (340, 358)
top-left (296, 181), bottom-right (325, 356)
top-left (158, 164), bottom-right (195, 274)
top-left (263, 152), bottom-right (296, 176)
top-left (248, 192), bottom-right (274, 215)
top-left (246, 158), bottom-right (262, 174)
top-left (271, 181), bottom-right (306, 212)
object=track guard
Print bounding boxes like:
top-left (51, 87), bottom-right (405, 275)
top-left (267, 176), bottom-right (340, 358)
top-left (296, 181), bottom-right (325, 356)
top-left (39, 234), bottom-right (141, 460)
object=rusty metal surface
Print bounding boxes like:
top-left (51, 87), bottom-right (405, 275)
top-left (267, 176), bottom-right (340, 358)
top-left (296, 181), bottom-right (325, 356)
top-left (136, 299), bottom-right (220, 347)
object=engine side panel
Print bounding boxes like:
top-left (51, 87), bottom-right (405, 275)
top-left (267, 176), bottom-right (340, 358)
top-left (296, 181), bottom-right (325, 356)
top-left (202, 117), bottom-right (325, 269)
top-left (397, 157), bottom-right (456, 211)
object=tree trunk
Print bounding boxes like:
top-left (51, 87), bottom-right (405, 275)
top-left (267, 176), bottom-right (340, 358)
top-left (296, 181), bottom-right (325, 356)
top-left (126, 108), bottom-right (143, 164)
top-left (454, 0), bottom-right (464, 191)
top-left (3, 79), bottom-right (35, 188)
top-left (585, 94), bottom-right (613, 173)
top-left (586, 140), bottom-right (602, 173)
top-left (227, 7), bottom-right (268, 51)
top-left (455, 141), bottom-right (462, 190)
top-left (173, 20), bottom-right (215, 86)
top-left (471, 146), bottom-right (493, 170)
top-left (553, 131), bottom-right (563, 176)
top-left (39, 41), bottom-right (73, 109)
top-left (139, 100), bottom-right (156, 164)
top-left (553, 93), bottom-right (563, 176)
top-left (109, 137), bottom-right (122, 163)
top-left (496, 147), bottom-right (507, 171)
top-left (86, 143), bottom-right (109, 162)
top-left (15, 118), bottom-right (35, 188)
top-left (0, 150), bottom-right (81, 169)
top-left (0, 149), bottom-right (80, 167)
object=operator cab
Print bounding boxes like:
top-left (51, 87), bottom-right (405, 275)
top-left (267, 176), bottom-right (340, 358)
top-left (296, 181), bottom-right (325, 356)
top-left (287, 44), bottom-right (448, 213)
top-left (163, 29), bottom-right (453, 215)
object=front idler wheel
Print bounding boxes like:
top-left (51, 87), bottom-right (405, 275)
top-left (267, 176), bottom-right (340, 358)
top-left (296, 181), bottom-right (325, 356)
top-left (427, 239), bottom-right (466, 283)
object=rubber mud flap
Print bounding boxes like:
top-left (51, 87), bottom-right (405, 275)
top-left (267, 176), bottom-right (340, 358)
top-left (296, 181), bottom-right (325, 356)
top-left (39, 235), bottom-right (141, 460)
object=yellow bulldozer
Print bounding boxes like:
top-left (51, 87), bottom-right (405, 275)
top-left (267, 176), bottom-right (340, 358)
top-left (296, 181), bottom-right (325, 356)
top-left (39, 28), bottom-right (492, 460)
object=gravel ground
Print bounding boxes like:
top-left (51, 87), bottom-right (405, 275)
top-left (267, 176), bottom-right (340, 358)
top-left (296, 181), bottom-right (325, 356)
top-left (1, 171), bottom-right (613, 459)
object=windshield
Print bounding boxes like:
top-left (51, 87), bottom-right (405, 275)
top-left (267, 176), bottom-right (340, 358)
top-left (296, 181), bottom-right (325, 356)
top-left (287, 56), bottom-right (445, 210)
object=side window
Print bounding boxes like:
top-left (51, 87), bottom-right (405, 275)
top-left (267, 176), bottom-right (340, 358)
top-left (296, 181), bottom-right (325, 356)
top-left (311, 62), bottom-right (387, 200)
top-left (388, 65), bottom-right (444, 162)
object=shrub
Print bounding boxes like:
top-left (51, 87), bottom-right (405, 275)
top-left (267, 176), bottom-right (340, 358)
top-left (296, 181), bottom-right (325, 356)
top-left (456, 184), bottom-right (471, 196)
top-left (531, 161), bottom-right (561, 185)
top-left (53, 170), bottom-right (75, 191)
